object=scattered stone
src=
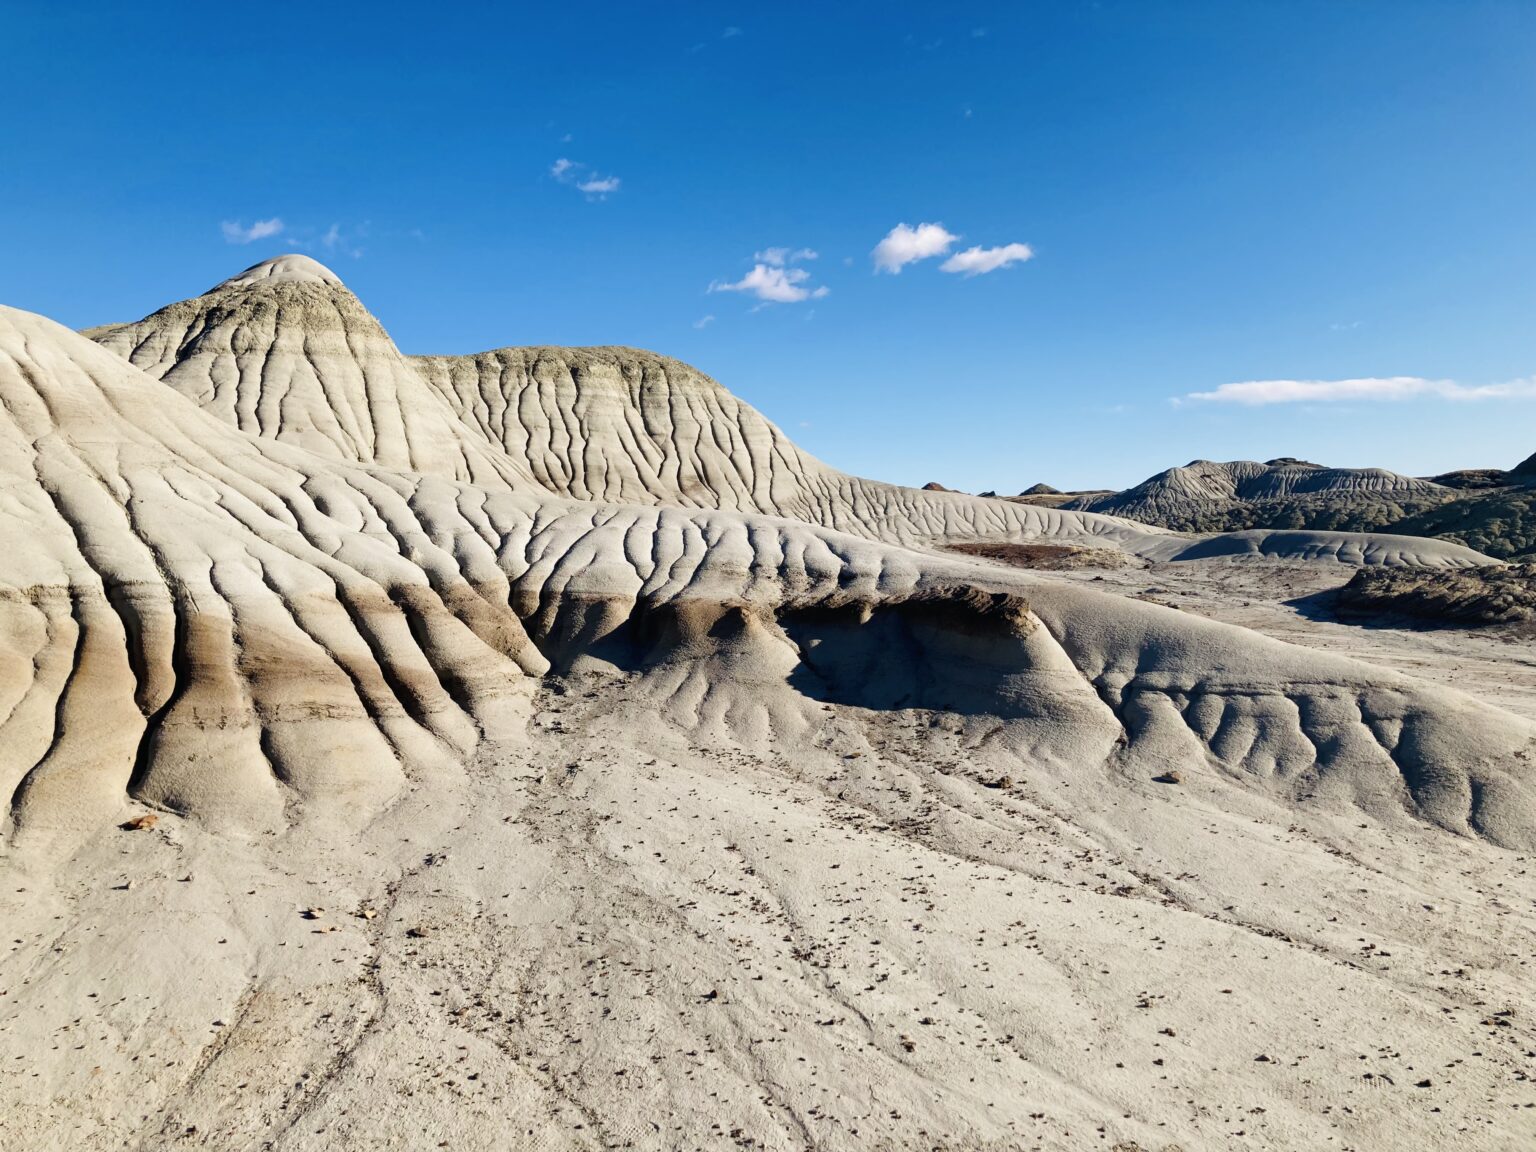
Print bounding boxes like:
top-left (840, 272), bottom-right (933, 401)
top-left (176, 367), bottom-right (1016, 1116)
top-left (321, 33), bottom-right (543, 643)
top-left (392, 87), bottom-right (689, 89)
top-left (120, 814), bottom-right (158, 831)
top-left (1153, 771), bottom-right (1182, 785)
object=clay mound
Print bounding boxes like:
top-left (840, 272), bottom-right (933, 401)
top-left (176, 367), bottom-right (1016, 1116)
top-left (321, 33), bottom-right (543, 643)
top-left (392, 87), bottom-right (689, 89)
top-left (408, 342), bottom-right (1175, 550)
top-left (1338, 562), bottom-right (1536, 625)
top-left (4, 302), bottom-right (1534, 851)
top-left (88, 256), bottom-right (529, 487)
top-left (1142, 528), bottom-right (1491, 568)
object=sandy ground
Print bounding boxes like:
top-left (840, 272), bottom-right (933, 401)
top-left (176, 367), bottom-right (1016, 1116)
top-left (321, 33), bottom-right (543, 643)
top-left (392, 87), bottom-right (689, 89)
top-left (4, 563), bottom-right (1536, 1151)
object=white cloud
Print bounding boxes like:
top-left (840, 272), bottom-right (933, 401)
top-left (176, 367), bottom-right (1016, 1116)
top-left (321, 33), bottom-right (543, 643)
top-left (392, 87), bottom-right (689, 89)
top-left (940, 242), bottom-right (1034, 276)
top-left (1179, 376), bottom-right (1536, 406)
top-left (693, 314), bottom-right (716, 329)
top-left (754, 246), bottom-right (817, 266)
top-left (221, 217), bottom-right (284, 244)
top-left (871, 222), bottom-right (957, 273)
top-left (722, 26), bottom-right (742, 38)
top-left (552, 158), bottom-right (620, 199)
top-left (710, 262), bottom-right (828, 304)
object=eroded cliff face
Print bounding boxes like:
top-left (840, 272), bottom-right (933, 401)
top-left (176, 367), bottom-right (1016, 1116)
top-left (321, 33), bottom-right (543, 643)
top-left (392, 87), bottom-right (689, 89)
top-left (0, 260), bottom-right (1519, 846)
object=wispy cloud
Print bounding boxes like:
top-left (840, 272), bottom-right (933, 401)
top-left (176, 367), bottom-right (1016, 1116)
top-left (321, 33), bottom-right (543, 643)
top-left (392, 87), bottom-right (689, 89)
top-left (318, 222), bottom-right (368, 259)
top-left (551, 158), bottom-right (621, 200)
top-left (221, 217), bottom-right (284, 244)
top-left (871, 222), bottom-right (958, 273)
top-left (754, 247), bottom-right (818, 266)
top-left (710, 253), bottom-right (830, 305)
top-left (940, 242), bottom-right (1034, 276)
top-left (722, 25), bottom-right (742, 38)
top-left (1178, 376), bottom-right (1536, 406)
top-left (693, 314), bottom-right (716, 329)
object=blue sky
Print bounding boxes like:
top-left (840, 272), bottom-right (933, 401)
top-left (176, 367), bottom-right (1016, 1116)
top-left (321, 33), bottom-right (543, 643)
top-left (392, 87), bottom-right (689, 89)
top-left (4, 1), bottom-right (1534, 490)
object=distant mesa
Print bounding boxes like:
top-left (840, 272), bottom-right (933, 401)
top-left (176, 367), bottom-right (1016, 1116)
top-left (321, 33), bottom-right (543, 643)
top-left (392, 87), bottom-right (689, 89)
top-left (1022, 483), bottom-right (1061, 496)
top-left (921, 481), bottom-right (953, 491)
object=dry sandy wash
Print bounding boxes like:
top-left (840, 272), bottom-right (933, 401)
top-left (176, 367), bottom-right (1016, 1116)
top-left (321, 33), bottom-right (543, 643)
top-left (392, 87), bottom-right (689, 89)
top-left (1, 256), bottom-right (1532, 1151)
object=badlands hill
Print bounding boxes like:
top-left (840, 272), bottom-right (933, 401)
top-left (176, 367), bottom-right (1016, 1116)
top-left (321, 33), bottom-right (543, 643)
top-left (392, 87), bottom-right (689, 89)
top-left (1034, 455), bottom-right (1536, 560)
top-left (1055, 457), bottom-right (1448, 526)
top-left (0, 257), bottom-right (1531, 1150)
top-left (86, 256), bottom-right (530, 489)
top-left (87, 260), bottom-right (1488, 568)
top-left (90, 255), bottom-right (1153, 550)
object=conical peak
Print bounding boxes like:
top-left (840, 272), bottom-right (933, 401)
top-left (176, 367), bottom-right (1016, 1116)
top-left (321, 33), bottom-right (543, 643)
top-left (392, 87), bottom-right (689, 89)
top-left (211, 254), bottom-right (343, 293)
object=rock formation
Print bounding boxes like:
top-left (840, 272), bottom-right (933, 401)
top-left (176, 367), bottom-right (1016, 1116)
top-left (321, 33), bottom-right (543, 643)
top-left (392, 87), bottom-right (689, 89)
top-left (1, 256), bottom-right (1532, 1151)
